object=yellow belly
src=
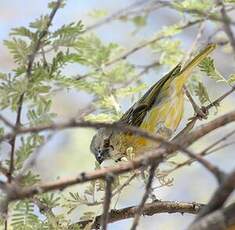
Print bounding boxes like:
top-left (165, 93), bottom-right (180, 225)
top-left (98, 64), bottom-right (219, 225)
top-left (123, 89), bottom-right (184, 155)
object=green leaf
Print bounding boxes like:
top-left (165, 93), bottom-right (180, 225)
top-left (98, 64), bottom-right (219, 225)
top-left (15, 135), bottom-right (44, 170)
top-left (4, 38), bottom-right (30, 65)
top-left (75, 34), bottom-right (120, 67)
top-left (0, 128), bottom-right (4, 137)
top-left (199, 57), bottom-right (226, 82)
top-left (228, 74), bottom-right (235, 84)
top-left (53, 21), bottom-right (84, 37)
top-left (10, 27), bottom-right (35, 39)
top-left (52, 21), bottom-right (84, 48)
top-left (194, 81), bottom-right (211, 105)
top-left (160, 24), bottom-right (183, 37)
top-left (11, 201), bottom-right (41, 229)
top-left (48, 0), bottom-right (66, 9)
top-left (20, 171), bottom-right (41, 186)
top-left (30, 15), bottom-right (50, 31)
top-left (152, 39), bottom-right (183, 66)
top-left (85, 113), bottom-right (120, 123)
top-left (88, 9), bottom-right (108, 19)
top-left (40, 193), bottom-right (60, 209)
top-left (132, 16), bottom-right (147, 27)
top-left (116, 83), bottom-right (147, 97)
top-left (173, 0), bottom-right (213, 12)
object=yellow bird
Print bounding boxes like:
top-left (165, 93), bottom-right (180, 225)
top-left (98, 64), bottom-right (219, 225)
top-left (90, 44), bottom-right (216, 164)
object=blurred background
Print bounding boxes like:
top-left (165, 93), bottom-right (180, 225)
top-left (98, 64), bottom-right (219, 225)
top-left (0, 0), bottom-right (235, 229)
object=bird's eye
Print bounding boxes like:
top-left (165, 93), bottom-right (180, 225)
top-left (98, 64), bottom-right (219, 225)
top-left (103, 139), bottom-right (109, 148)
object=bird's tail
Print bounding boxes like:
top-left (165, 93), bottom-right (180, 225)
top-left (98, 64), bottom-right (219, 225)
top-left (175, 43), bottom-right (216, 88)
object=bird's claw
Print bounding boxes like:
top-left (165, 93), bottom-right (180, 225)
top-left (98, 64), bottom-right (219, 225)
top-left (196, 106), bottom-right (209, 120)
top-left (188, 106), bottom-right (209, 121)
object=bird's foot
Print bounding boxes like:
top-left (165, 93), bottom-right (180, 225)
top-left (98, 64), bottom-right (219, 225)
top-left (189, 105), bottom-right (209, 121)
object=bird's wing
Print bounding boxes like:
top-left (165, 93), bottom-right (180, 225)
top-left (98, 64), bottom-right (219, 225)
top-left (119, 43), bottom-right (216, 128)
top-left (119, 64), bottom-right (182, 127)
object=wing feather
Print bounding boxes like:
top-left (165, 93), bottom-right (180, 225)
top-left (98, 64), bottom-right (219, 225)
top-left (119, 64), bottom-right (182, 126)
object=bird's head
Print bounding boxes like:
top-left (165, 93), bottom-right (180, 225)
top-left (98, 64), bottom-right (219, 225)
top-left (90, 128), bottom-right (115, 164)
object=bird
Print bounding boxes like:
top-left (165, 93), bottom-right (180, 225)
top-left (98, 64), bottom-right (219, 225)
top-left (90, 43), bottom-right (216, 164)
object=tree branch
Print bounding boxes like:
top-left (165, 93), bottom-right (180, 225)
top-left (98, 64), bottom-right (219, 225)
top-left (0, 110), bottom-right (234, 202)
top-left (75, 200), bottom-right (203, 229)
top-left (194, 169), bottom-right (235, 222)
top-left (173, 86), bottom-right (235, 140)
top-left (165, 129), bottom-right (235, 175)
top-left (189, 202), bottom-right (235, 230)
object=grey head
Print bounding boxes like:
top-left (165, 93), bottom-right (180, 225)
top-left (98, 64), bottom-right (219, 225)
top-left (90, 128), bottom-right (115, 164)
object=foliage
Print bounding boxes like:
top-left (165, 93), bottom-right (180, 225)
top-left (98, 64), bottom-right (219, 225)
top-left (11, 201), bottom-right (43, 229)
top-left (199, 57), bottom-right (226, 82)
top-left (0, 0), bottom-right (234, 229)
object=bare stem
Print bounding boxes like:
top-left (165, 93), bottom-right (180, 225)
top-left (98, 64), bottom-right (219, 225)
top-left (131, 164), bottom-right (157, 230)
top-left (101, 174), bottom-right (114, 230)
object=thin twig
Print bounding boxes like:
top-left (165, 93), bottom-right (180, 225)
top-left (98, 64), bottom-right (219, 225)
top-left (76, 19), bottom-right (203, 80)
top-left (179, 146), bottom-right (225, 183)
top-left (182, 21), bottom-right (206, 65)
top-left (8, 94), bottom-right (24, 183)
top-left (7, 0), bottom-right (63, 183)
top-left (0, 115), bottom-right (14, 129)
top-left (201, 129), bottom-right (235, 153)
top-left (85, 0), bottom-right (148, 32)
top-left (217, 0), bottom-right (235, 57)
top-left (112, 172), bottom-right (138, 197)
top-left (194, 169), bottom-right (235, 221)
top-left (131, 164), bottom-right (157, 230)
top-left (159, 0), bottom-right (235, 25)
top-left (206, 141), bottom-right (235, 154)
top-left (3, 2), bottom-right (63, 229)
top-left (174, 86), bottom-right (235, 140)
top-left (184, 86), bottom-right (208, 120)
top-left (113, 172), bottom-right (139, 209)
top-left (165, 129), bottom-right (235, 175)
top-left (189, 202), bottom-right (235, 230)
top-left (101, 174), bottom-right (114, 230)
